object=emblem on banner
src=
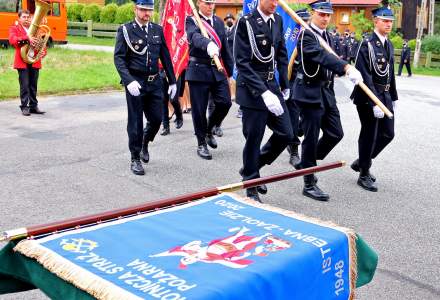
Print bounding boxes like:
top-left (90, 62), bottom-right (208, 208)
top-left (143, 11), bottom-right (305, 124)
top-left (150, 227), bottom-right (292, 269)
top-left (60, 238), bottom-right (98, 254)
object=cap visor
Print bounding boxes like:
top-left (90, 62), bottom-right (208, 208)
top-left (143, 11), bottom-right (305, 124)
top-left (375, 16), bottom-right (395, 20)
top-left (314, 8), bottom-right (334, 14)
top-left (136, 4), bottom-right (154, 9)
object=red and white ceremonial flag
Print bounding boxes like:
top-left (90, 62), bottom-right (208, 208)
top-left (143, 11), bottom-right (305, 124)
top-left (161, 0), bottom-right (192, 78)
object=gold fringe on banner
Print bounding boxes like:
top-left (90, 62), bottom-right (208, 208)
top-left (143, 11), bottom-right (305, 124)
top-left (14, 240), bottom-right (142, 300)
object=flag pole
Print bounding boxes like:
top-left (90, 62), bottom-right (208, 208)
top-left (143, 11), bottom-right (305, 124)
top-left (186, 0), bottom-right (224, 72)
top-left (1, 161), bottom-right (345, 242)
top-left (278, 0), bottom-right (393, 119)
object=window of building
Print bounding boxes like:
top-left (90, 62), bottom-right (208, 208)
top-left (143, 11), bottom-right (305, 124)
top-left (0, 0), bottom-right (21, 13)
top-left (340, 12), bottom-right (350, 24)
top-left (51, 2), bottom-right (60, 16)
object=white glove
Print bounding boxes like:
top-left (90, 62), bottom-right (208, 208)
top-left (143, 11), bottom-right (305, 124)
top-left (127, 80), bottom-right (141, 96)
top-left (261, 90), bottom-right (284, 116)
top-left (228, 76), bottom-right (234, 82)
top-left (207, 41), bottom-right (219, 58)
top-left (373, 105), bottom-right (385, 119)
top-left (346, 65), bottom-right (363, 85)
top-left (281, 89), bottom-right (290, 100)
top-left (392, 101), bottom-right (397, 111)
top-left (168, 84), bottom-right (177, 99)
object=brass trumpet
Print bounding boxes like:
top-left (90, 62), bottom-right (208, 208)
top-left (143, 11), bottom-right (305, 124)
top-left (21, 0), bottom-right (51, 64)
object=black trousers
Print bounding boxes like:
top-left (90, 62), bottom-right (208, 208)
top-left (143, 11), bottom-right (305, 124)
top-left (188, 79), bottom-right (231, 145)
top-left (161, 76), bottom-right (182, 128)
top-left (398, 60), bottom-right (412, 76)
top-left (297, 100), bottom-right (344, 170)
top-left (285, 99), bottom-right (301, 146)
top-left (241, 103), bottom-right (293, 181)
top-left (125, 78), bottom-right (163, 159)
top-left (17, 65), bottom-right (39, 109)
top-left (357, 103), bottom-right (395, 170)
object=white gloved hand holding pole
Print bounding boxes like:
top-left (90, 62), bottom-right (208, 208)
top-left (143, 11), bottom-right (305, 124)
top-left (281, 89), bottom-right (290, 100)
top-left (373, 105), bottom-right (385, 118)
top-left (168, 84), bottom-right (177, 99)
top-left (207, 42), bottom-right (219, 58)
top-left (127, 81), bottom-right (141, 96)
top-left (345, 65), bottom-right (363, 85)
top-left (261, 90), bottom-right (284, 116)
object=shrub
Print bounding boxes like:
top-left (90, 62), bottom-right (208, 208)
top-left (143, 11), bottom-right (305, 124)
top-left (152, 11), bottom-right (160, 23)
top-left (408, 39), bottom-right (416, 51)
top-left (100, 3), bottom-right (118, 23)
top-left (351, 10), bottom-right (373, 36)
top-left (81, 4), bottom-right (101, 22)
top-left (67, 3), bottom-right (84, 22)
top-left (391, 35), bottom-right (403, 49)
top-left (421, 35), bottom-right (440, 54)
top-left (115, 3), bottom-right (134, 24)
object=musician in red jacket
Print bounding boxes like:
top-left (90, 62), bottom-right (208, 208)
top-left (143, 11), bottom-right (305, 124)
top-left (8, 9), bottom-right (46, 116)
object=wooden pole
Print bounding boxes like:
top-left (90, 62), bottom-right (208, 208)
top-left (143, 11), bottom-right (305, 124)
top-left (186, 0), bottom-right (224, 72)
top-left (278, 0), bottom-right (393, 119)
top-left (0, 161), bottom-right (345, 241)
top-left (414, 0), bottom-right (428, 68)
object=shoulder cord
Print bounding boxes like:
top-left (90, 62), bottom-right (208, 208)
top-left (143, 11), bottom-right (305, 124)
top-left (353, 39), bottom-right (364, 68)
top-left (245, 19), bottom-right (275, 70)
top-left (367, 41), bottom-right (389, 79)
top-left (300, 29), bottom-right (320, 78)
top-left (122, 25), bottom-right (148, 56)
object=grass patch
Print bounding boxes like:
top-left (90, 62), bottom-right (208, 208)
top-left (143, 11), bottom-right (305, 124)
top-left (67, 35), bottom-right (116, 47)
top-left (0, 47), bottom-right (122, 100)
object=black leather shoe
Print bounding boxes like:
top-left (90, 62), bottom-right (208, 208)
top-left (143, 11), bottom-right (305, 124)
top-left (140, 142), bottom-right (149, 163)
top-left (160, 127), bottom-right (170, 136)
top-left (287, 145), bottom-right (301, 167)
top-left (212, 126), bottom-right (223, 137)
top-left (22, 107), bottom-right (31, 116)
top-left (238, 167), bottom-right (267, 194)
top-left (303, 184), bottom-right (329, 201)
top-left (29, 107), bottom-right (45, 114)
top-left (130, 159), bottom-right (145, 175)
top-left (246, 187), bottom-right (262, 203)
top-left (205, 134), bottom-right (217, 149)
top-left (197, 144), bottom-right (212, 160)
top-left (351, 159), bottom-right (376, 182)
top-left (175, 118), bottom-right (183, 129)
top-left (357, 175), bottom-right (378, 192)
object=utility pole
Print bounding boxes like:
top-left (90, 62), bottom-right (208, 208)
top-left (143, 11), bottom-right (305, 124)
top-left (414, 0), bottom-right (428, 68)
top-left (428, 0), bottom-right (435, 36)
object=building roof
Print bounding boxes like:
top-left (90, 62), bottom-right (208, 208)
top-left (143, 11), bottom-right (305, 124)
top-left (215, 0), bottom-right (381, 6)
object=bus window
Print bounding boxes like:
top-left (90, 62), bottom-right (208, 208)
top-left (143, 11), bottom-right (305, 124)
top-left (51, 2), bottom-right (60, 16)
top-left (0, 0), bottom-right (21, 12)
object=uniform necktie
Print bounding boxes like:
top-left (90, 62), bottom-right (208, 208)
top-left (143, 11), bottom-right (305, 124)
top-left (206, 18), bottom-right (212, 26)
top-left (384, 39), bottom-right (390, 54)
top-left (141, 25), bottom-right (146, 32)
top-left (321, 31), bottom-right (327, 43)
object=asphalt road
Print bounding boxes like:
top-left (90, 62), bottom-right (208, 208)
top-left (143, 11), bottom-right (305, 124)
top-left (0, 75), bottom-right (439, 299)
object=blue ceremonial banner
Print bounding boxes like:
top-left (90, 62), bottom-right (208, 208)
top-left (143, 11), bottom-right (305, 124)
top-left (15, 194), bottom-right (356, 300)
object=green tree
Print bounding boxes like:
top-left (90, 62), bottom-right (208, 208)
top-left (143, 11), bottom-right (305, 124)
top-left (115, 2), bottom-right (135, 24)
top-left (81, 4), bottom-right (101, 22)
top-left (100, 3), bottom-right (118, 23)
top-left (351, 10), bottom-right (373, 36)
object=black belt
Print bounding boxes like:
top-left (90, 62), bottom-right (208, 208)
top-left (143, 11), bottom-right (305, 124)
top-left (130, 70), bottom-right (159, 82)
top-left (189, 56), bottom-right (217, 66)
top-left (256, 71), bottom-right (275, 81)
top-left (374, 83), bottom-right (390, 92)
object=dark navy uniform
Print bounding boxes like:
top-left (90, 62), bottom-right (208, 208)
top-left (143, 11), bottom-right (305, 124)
top-left (185, 14), bottom-right (234, 157)
top-left (397, 43), bottom-right (412, 76)
top-left (351, 32), bottom-right (397, 189)
top-left (114, 19), bottom-right (176, 166)
top-left (292, 22), bottom-right (348, 200)
top-left (159, 68), bottom-right (183, 135)
top-left (234, 8), bottom-right (293, 201)
top-left (347, 37), bottom-right (359, 64)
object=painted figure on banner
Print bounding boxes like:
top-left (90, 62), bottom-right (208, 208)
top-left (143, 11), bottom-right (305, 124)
top-left (150, 227), bottom-right (291, 269)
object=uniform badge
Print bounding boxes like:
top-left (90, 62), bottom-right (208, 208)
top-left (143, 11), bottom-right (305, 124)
top-left (262, 39), bottom-right (267, 46)
top-left (139, 39), bottom-right (143, 44)
top-left (376, 41), bottom-right (381, 47)
top-left (257, 18), bottom-right (263, 25)
top-left (134, 45), bottom-right (139, 50)
top-left (381, 58), bottom-right (386, 62)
